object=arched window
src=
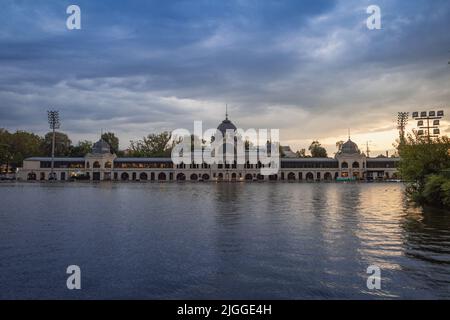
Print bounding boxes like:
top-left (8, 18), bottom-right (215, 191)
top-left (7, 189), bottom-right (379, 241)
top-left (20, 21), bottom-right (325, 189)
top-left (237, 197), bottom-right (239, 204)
top-left (27, 172), bottom-right (37, 180)
top-left (158, 172), bottom-right (166, 181)
top-left (341, 162), bottom-right (348, 169)
top-left (105, 161), bottom-right (112, 169)
top-left (93, 161), bottom-right (101, 168)
top-left (139, 172), bottom-right (148, 180)
top-left (352, 161), bottom-right (360, 168)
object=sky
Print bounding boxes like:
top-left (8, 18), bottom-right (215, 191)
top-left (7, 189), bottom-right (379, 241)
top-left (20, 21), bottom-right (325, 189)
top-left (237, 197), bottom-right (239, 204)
top-left (0, 0), bottom-right (449, 156)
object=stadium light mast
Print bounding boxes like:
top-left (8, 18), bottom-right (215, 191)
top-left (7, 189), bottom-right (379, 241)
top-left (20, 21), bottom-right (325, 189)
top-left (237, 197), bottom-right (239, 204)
top-left (47, 110), bottom-right (60, 180)
top-left (397, 112), bottom-right (409, 144)
top-left (412, 110), bottom-right (444, 143)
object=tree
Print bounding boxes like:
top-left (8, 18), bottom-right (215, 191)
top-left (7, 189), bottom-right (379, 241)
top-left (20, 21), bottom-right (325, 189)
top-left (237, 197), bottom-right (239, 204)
top-left (70, 140), bottom-right (93, 157)
top-left (129, 131), bottom-right (173, 157)
top-left (0, 129), bottom-right (12, 173)
top-left (397, 133), bottom-right (450, 186)
top-left (101, 132), bottom-right (119, 154)
top-left (336, 140), bottom-right (344, 152)
top-left (8, 131), bottom-right (44, 167)
top-left (296, 149), bottom-right (306, 158)
top-left (42, 132), bottom-right (72, 156)
top-left (309, 141), bottom-right (328, 158)
top-left (397, 132), bottom-right (450, 207)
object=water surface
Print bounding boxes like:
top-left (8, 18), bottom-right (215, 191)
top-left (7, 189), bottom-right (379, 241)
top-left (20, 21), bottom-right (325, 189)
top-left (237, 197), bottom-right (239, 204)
top-left (0, 182), bottom-right (449, 299)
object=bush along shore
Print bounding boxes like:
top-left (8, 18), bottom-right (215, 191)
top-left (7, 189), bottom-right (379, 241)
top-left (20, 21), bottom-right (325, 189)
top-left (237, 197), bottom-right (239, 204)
top-left (398, 133), bottom-right (450, 210)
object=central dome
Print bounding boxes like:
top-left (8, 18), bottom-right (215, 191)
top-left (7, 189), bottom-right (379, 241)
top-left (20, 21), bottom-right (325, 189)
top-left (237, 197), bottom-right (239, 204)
top-left (340, 139), bottom-right (360, 154)
top-left (217, 118), bottom-right (237, 136)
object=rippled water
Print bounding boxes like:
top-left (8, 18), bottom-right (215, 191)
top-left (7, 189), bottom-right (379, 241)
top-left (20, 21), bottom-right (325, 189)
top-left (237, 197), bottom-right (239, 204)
top-left (0, 182), bottom-right (449, 299)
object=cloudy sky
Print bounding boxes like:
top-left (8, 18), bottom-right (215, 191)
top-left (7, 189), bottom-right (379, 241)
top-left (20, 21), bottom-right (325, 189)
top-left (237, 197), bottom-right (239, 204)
top-left (1, 0), bottom-right (449, 155)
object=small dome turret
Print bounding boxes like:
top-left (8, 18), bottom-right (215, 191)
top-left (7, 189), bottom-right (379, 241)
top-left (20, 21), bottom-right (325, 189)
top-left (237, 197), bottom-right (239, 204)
top-left (92, 138), bottom-right (111, 154)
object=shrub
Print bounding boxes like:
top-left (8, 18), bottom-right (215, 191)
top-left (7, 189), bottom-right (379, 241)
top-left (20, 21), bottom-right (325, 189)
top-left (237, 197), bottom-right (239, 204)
top-left (422, 175), bottom-right (450, 208)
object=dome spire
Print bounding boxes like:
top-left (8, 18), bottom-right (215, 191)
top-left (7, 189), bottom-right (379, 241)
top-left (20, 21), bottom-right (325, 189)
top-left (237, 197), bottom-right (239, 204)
top-left (226, 104), bottom-right (228, 120)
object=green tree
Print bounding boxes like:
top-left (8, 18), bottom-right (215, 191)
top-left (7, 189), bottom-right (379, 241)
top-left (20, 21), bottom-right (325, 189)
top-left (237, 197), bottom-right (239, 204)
top-left (296, 148), bottom-right (306, 158)
top-left (397, 133), bottom-right (450, 188)
top-left (397, 132), bottom-right (450, 207)
top-left (336, 140), bottom-right (344, 152)
top-left (70, 140), bottom-right (93, 157)
top-left (42, 132), bottom-right (72, 156)
top-left (129, 131), bottom-right (173, 157)
top-left (101, 132), bottom-right (119, 154)
top-left (0, 129), bottom-right (13, 173)
top-left (8, 130), bottom-right (44, 167)
top-left (421, 175), bottom-right (449, 206)
top-left (309, 141), bottom-right (328, 158)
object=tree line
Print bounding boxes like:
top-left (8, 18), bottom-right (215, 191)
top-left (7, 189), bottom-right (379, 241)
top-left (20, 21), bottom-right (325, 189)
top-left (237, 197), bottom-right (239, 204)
top-left (0, 129), bottom-right (119, 170)
top-left (0, 128), bottom-right (179, 171)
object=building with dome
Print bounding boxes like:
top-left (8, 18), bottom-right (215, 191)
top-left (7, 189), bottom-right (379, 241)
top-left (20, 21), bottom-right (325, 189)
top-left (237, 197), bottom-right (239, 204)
top-left (18, 116), bottom-right (400, 182)
top-left (335, 138), bottom-right (366, 180)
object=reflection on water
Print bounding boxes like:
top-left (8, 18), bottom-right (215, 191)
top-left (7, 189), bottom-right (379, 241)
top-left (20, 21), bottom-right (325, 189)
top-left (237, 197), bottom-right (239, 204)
top-left (0, 182), bottom-right (449, 299)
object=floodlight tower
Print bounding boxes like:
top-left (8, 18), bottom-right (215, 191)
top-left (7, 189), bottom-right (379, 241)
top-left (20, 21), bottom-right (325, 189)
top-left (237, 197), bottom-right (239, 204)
top-left (412, 110), bottom-right (445, 143)
top-left (397, 112), bottom-right (409, 144)
top-left (47, 110), bottom-right (60, 180)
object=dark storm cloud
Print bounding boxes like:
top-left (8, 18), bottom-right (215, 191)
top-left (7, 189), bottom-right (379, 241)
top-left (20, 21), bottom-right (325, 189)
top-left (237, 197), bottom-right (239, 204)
top-left (0, 0), bottom-right (449, 150)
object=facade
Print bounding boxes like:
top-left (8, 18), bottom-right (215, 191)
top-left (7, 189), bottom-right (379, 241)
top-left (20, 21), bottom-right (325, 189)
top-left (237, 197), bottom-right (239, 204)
top-left (18, 117), bottom-right (400, 182)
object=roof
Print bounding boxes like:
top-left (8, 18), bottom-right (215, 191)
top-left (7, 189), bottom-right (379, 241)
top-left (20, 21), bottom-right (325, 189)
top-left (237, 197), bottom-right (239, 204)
top-left (281, 158), bottom-right (337, 162)
top-left (92, 138), bottom-right (111, 154)
top-left (217, 118), bottom-right (237, 135)
top-left (25, 157), bottom-right (85, 162)
top-left (114, 158), bottom-right (173, 162)
top-left (339, 139), bottom-right (360, 154)
top-left (24, 156), bottom-right (399, 163)
top-left (367, 157), bottom-right (400, 162)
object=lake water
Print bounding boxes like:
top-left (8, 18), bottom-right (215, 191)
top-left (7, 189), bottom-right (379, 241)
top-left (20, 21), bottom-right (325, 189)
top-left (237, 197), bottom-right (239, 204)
top-left (0, 182), bottom-right (449, 299)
